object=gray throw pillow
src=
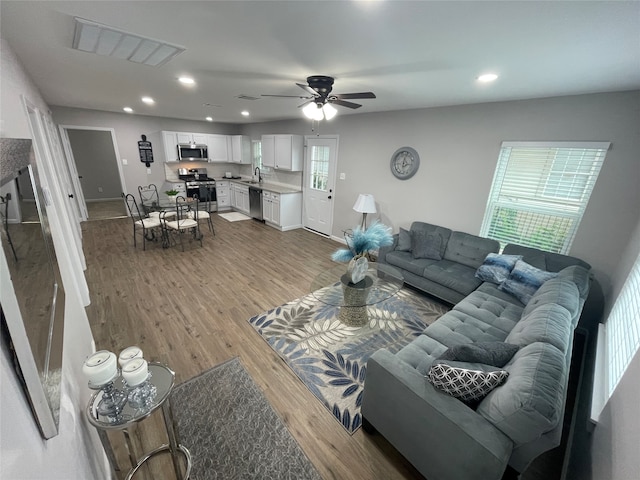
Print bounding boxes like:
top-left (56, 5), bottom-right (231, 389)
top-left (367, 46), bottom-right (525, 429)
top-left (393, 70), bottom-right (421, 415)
top-left (438, 342), bottom-right (519, 368)
top-left (499, 260), bottom-right (558, 305)
top-left (428, 361), bottom-right (509, 403)
top-left (412, 231), bottom-right (442, 260)
top-left (475, 253), bottom-right (523, 285)
top-left (395, 227), bottom-right (412, 252)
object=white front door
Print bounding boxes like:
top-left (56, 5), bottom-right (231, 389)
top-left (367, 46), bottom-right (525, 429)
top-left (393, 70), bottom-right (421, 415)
top-left (303, 136), bottom-right (338, 236)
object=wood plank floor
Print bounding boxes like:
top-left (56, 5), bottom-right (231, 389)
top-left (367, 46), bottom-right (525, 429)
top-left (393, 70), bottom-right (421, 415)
top-left (82, 213), bottom-right (425, 480)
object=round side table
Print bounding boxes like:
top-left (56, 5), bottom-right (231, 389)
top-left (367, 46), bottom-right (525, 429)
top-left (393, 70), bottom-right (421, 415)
top-left (86, 362), bottom-right (191, 479)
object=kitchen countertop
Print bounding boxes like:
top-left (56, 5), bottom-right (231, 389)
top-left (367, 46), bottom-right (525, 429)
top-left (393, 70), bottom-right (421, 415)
top-left (218, 178), bottom-right (302, 194)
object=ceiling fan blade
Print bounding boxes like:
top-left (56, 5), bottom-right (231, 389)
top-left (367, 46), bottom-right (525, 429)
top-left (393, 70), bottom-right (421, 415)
top-left (335, 92), bottom-right (376, 100)
top-left (297, 100), bottom-right (313, 109)
top-left (297, 82), bottom-right (319, 96)
top-left (329, 99), bottom-right (362, 109)
top-left (261, 94), bottom-right (312, 99)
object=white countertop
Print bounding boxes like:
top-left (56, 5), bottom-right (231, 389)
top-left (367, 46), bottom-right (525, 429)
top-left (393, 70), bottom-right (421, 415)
top-left (220, 179), bottom-right (302, 194)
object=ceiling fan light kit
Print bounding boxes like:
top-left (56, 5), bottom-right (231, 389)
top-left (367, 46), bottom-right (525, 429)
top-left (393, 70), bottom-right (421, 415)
top-left (263, 75), bottom-right (376, 121)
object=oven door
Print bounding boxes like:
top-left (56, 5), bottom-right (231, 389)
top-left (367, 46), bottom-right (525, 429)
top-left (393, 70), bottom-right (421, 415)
top-left (186, 184), bottom-right (217, 212)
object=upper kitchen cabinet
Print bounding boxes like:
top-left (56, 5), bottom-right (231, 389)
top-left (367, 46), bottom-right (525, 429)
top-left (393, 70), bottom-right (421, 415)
top-left (230, 135), bottom-right (251, 164)
top-left (207, 134), bottom-right (230, 163)
top-left (261, 134), bottom-right (303, 171)
top-left (162, 131), bottom-right (179, 162)
top-left (177, 132), bottom-right (208, 145)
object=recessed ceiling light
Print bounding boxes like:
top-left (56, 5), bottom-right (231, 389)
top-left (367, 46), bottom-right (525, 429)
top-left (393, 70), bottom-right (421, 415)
top-left (141, 96), bottom-right (155, 104)
top-left (205, 116), bottom-right (213, 122)
top-left (241, 111), bottom-right (250, 117)
top-left (123, 107), bottom-right (133, 113)
top-left (477, 73), bottom-right (498, 83)
top-left (178, 76), bottom-right (195, 85)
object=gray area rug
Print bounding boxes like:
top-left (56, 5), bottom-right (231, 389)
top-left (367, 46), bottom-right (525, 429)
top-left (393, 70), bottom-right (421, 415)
top-left (171, 357), bottom-right (322, 480)
top-left (249, 288), bottom-right (449, 433)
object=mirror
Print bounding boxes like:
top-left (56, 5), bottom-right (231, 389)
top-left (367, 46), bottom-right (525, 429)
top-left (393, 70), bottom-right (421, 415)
top-left (0, 138), bottom-right (64, 439)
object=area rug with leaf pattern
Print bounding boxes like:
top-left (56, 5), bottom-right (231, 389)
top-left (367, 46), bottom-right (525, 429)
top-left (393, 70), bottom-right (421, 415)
top-left (248, 287), bottom-right (449, 433)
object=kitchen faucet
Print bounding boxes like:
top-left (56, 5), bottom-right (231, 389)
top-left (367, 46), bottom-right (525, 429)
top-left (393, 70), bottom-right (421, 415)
top-left (254, 166), bottom-right (263, 183)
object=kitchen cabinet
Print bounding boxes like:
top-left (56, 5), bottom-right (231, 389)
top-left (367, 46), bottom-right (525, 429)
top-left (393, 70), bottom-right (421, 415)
top-left (230, 135), bottom-right (251, 164)
top-left (231, 182), bottom-right (249, 214)
top-left (216, 180), bottom-right (230, 210)
top-left (262, 190), bottom-right (302, 231)
top-left (261, 134), bottom-right (303, 171)
top-left (207, 134), bottom-right (229, 162)
top-left (162, 131), bottom-right (179, 162)
top-left (176, 132), bottom-right (208, 145)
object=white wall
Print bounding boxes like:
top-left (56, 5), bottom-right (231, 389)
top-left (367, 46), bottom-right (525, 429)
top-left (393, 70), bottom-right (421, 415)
top-left (242, 91), bottom-right (640, 300)
top-left (1, 38), bottom-right (107, 479)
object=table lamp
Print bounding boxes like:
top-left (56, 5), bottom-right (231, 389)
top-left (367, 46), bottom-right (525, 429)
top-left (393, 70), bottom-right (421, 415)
top-left (353, 194), bottom-right (376, 229)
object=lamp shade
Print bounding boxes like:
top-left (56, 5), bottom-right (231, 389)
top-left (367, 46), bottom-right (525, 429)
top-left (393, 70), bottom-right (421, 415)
top-left (322, 103), bottom-right (338, 120)
top-left (353, 194), bottom-right (376, 214)
top-left (303, 102), bottom-right (324, 120)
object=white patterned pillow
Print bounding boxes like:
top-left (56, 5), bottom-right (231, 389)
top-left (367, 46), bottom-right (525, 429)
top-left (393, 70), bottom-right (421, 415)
top-left (427, 361), bottom-right (509, 403)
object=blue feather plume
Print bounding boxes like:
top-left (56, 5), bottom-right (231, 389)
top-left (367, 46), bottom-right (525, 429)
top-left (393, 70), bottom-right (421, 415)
top-left (331, 221), bottom-right (393, 262)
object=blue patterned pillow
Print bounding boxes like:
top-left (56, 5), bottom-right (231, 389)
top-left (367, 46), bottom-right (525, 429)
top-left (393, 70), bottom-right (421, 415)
top-left (499, 260), bottom-right (558, 305)
top-left (475, 253), bottom-right (523, 284)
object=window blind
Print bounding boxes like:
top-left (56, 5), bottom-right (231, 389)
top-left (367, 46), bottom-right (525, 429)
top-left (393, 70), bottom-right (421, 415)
top-left (480, 141), bottom-right (610, 254)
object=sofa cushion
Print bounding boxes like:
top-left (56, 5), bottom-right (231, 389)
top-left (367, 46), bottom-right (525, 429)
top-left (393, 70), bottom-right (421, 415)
top-left (410, 222), bottom-right (451, 259)
top-left (412, 231), bottom-right (443, 260)
top-left (499, 260), bottom-right (558, 305)
top-left (424, 308), bottom-right (513, 348)
top-left (396, 333), bottom-right (449, 375)
top-left (423, 260), bottom-right (483, 296)
top-left (522, 278), bottom-right (580, 320)
top-left (385, 250), bottom-right (438, 276)
top-left (557, 265), bottom-right (591, 299)
top-left (503, 244), bottom-right (591, 272)
top-left (438, 342), bottom-right (519, 368)
top-left (428, 361), bottom-right (509, 403)
top-left (506, 303), bottom-right (573, 353)
top-left (453, 290), bottom-right (524, 333)
top-left (477, 342), bottom-right (566, 446)
top-left (396, 227), bottom-right (412, 251)
top-left (475, 253), bottom-right (523, 285)
top-left (444, 232), bottom-right (500, 269)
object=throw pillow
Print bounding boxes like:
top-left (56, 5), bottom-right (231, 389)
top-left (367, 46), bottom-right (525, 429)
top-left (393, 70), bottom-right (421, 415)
top-left (499, 260), bottom-right (558, 305)
top-left (475, 253), bottom-right (523, 285)
top-left (428, 361), bottom-right (509, 403)
top-left (438, 342), bottom-right (519, 368)
top-left (395, 227), bottom-right (412, 252)
top-left (412, 231), bottom-right (442, 260)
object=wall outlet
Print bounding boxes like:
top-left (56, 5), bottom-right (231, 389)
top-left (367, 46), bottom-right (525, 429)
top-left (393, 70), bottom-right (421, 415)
top-left (339, 172), bottom-right (346, 180)
top-left (98, 186), bottom-right (103, 193)
top-left (122, 158), bottom-right (128, 165)
top-left (147, 168), bottom-right (152, 174)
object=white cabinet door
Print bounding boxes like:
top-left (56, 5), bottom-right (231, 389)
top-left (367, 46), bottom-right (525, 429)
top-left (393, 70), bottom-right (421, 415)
top-left (177, 132), bottom-right (208, 144)
top-left (216, 181), bottom-right (230, 209)
top-left (208, 134), bottom-right (229, 162)
top-left (176, 132), bottom-right (192, 144)
top-left (192, 133), bottom-right (207, 144)
top-left (241, 188), bottom-right (250, 214)
top-left (271, 193), bottom-right (281, 225)
top-left (262, 191), bottom-right (272, 221)
top-left (261, 135), bottom-right (275, 168)
top-left (163, 131), bottom-right (178, 162)
top-left (230, 135), bottom-right (251, 164)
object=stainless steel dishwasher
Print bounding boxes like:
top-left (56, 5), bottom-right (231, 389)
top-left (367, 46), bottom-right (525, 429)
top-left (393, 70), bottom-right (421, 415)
top-left (249, 186), bottom-right (263, 221)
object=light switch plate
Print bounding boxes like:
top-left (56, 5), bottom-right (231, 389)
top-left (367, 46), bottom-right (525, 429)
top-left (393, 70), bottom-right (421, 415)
top-left (339, 172), bottom-right (346, 180)
top-left (122, 158), bottom-right (128, 165)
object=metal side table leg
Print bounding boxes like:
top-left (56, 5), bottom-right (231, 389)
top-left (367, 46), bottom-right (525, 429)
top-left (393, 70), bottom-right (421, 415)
top-left (97, 429), bottom-right (121, 473)
top-left (162, 397), bottom-right (191, 479)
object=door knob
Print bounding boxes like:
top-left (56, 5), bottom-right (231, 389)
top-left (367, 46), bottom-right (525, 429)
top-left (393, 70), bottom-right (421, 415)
top-left (68, 194), bottom-right (74, 198)
top-left (328, 195), bottom-right (332, 199)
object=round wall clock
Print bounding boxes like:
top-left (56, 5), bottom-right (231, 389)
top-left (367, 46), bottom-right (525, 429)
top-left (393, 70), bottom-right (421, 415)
top-left (390, 147), bottom-right (420, 180)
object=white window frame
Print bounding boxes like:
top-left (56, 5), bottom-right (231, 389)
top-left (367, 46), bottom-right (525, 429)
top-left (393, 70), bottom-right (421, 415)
top-left (252, 140), bottom-right (262, 169)
top-left (480, 141), bottom-right (610, 254)
top-left (591, 251), bottom-right (640, 422)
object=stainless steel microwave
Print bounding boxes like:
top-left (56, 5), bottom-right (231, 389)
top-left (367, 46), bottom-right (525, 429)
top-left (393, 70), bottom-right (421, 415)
top-left (177, 143), bottom-right (208, 162)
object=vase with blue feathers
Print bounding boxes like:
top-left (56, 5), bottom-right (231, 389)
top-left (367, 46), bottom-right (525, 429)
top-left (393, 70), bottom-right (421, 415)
top-left (332, 221), bottom-right (394, 284)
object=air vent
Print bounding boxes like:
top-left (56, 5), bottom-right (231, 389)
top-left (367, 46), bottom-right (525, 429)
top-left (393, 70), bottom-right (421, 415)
top-left (237, 95), bottom-right (260, 101)
top-left (202, 103), bottom-right (221, 107)
top-left (72, 17), bottom-right (185, 66)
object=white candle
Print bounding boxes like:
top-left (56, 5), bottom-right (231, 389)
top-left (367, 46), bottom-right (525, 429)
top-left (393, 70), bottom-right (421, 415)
top-left (118, 346), bottom-right (143, 367)
top-left (121, 358), bottom-right (149, 387)
top-left (83, 350), bottom-right (118, 387)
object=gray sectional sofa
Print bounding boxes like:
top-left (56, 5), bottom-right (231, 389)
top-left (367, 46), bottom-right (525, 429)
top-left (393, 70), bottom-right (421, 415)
top-left (362, 221), bottom-right (594, 480)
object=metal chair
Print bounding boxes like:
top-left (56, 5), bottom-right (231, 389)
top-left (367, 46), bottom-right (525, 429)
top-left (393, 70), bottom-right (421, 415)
top-left (186, 194), bottom-right (215, 235)
top-left (161, 196), bottom-right (202, 251)
top-left (137, 184), bottom-right (160, 216)
top-left (124, 193), bottom-right (161, 250)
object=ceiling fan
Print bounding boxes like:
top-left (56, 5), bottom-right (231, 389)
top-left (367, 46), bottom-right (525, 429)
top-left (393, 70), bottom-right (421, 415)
top-left (262, 75), bottom-right (376, 120)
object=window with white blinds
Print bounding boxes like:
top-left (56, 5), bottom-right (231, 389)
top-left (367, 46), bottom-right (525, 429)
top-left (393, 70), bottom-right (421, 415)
top-left (480, 141), bottom-right (610, 254)
top-left (252, 140), bottom-right (262, 169)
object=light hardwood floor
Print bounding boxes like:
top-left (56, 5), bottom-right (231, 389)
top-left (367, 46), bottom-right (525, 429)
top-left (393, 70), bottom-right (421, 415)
top-left (83, 213), bottom-right (424, 480)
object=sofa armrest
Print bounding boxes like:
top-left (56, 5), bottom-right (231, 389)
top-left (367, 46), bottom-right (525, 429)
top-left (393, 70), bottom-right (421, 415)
top-left (377, 234), bottom-right (398, 264)
top-left (362, 349), bottom-right (513, 480)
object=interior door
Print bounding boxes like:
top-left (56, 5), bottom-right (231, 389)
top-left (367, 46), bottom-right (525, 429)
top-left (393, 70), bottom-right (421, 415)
top-left (303, 136), bottom-right (338, 236)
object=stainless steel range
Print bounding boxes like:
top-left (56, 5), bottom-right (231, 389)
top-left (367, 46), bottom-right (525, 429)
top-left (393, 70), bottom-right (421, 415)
top-left (178, 168), bottom-right (217, 212)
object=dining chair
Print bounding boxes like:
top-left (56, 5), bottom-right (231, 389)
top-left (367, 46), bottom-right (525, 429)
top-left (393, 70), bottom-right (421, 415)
top-left (161, 196), bottom-right (202, 251)
top-left (137, 184), bottom-right (160, 215)
top-left (124, 193), bottom-right (161, 250)
top-left (186, 194), bottom-right (215, 235)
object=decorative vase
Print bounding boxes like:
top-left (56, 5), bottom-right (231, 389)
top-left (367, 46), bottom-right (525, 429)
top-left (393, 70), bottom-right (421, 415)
top-left (347, 255), bottom-right (369, 284)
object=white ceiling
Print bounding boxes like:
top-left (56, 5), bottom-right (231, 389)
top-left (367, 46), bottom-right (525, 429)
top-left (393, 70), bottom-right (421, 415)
top-left (2, 1), bottom-right (639, 124)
